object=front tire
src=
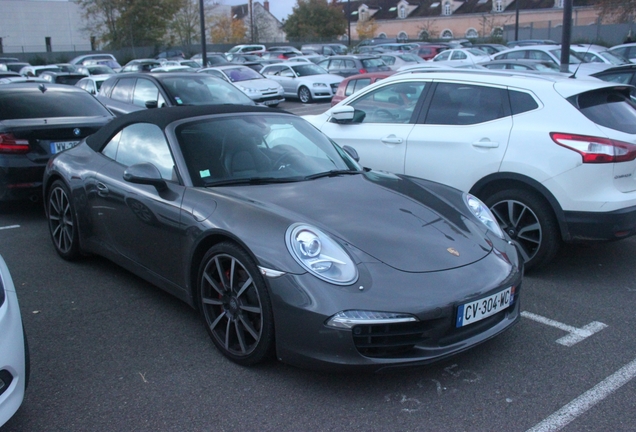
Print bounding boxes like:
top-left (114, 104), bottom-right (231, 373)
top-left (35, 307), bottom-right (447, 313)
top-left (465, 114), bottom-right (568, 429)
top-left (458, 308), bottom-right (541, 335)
top-left (298, 86), bottom-right (312, 103)
top-left (485, 189), bottom-right (561, 271)
top-left (198, 242), bottom-right (275, 366)
top-left (47, 180), bottom-right (81, 260)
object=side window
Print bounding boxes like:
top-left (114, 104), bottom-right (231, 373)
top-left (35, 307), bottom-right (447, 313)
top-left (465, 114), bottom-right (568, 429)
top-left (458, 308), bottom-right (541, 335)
top-left (595, 72), bottom-right (634, 85)
top-left (106, 123), bottom-right (175, 180)
top-left (528, 50), bottom-right (552, 61)
top-left (510, 64), bottom-right (532, 70)
top-left (262, 65), bottom-right (282, 76)
top-left (280, 67), bottom-right (295, 77)
top-left (381, 56), bottom-right (395, 65)
top-left (509, 90), bottom-right (539, 115)
top-left (330, 59), bottom-right (344, 70)
top-left (133, 79), bottom-right (165, 108)
top-left (451, 51), bottom-right (467, 60)
top-left (345, 80), bottom-right (357, 97)
top-left (434, 51), bottom-right (451, 61)
top-left (425, 83), bottom-right (507, 125)
top-left (110, 78), bottom-right (135, 102)
top-left (504, 51), bottom-right (526, 59)
top-left (353, 78), bottom-right (371, 93)
top-left (349, 81), bottom-right (426, 124)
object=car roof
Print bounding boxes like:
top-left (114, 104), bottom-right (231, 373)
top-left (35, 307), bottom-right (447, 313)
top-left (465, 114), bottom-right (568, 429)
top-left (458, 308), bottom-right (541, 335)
top-left (590, 64), bottom-right (636, 75)
top-left (85, 105), bottom-right (283, 151)
top-left (380, 69), bottom-right (628, 97)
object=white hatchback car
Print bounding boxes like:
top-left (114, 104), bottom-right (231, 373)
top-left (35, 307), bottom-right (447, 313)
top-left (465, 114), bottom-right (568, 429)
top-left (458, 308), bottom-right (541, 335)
top-left (0, 254), bottom-right (28, 427)
top-left (198, 65), bottom-right (285, 106)
top-left (305, 70), bottom-right (636, 270)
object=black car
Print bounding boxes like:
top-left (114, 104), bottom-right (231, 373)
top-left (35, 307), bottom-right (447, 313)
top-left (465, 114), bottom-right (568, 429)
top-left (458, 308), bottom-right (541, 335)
top-left (43, 104), bottom-right (522, 370)
top-left (317, 55), bottom-right (391, 78)
top-left (96, 72), bottom-right (254, 116)
top-left (0, 83), bottom-right (113, 201)
top-left (590, 64), bottom-right (636, 100)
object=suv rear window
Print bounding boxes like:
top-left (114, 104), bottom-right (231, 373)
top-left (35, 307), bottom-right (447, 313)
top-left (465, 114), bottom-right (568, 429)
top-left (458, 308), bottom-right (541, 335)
top-left (569, 88), bottom-right (636, 134)
top-left (0, 86), bottom-right (111, 119)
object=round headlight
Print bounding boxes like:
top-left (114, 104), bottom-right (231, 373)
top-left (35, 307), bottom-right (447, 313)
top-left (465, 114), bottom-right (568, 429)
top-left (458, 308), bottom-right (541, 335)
top-left (286, 224), bottom-right (358, 285)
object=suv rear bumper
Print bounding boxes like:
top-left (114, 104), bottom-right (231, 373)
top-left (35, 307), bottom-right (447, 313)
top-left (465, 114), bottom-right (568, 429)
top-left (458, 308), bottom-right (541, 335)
top-left (563, 205), bottom-right (636, 242)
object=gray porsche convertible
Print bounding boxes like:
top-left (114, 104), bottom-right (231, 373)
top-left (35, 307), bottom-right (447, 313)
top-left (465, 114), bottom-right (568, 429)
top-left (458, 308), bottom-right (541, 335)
top-left (43, 105), bottom-right (522, 371)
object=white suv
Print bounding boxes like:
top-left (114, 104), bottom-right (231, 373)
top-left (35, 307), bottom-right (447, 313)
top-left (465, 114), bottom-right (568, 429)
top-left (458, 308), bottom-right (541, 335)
top-left (304, 70), bottom-right (636, 270)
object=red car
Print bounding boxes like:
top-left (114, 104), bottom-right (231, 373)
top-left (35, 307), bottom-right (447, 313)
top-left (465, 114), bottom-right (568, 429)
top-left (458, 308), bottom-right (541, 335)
top-left (331, 71), bottom-right (395, 106)
top-left (412, 43), bottom-right (450, 60)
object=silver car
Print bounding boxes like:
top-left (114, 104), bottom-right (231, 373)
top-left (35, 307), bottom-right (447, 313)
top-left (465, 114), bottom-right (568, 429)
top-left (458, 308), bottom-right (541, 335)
top-left (199, 65), bottom-right (285, 107)
top-left (260, 62), bottom-right (343, 103)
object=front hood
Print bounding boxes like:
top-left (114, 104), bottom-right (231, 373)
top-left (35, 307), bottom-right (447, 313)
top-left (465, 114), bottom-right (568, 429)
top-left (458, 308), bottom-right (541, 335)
top-left (238, 79), bottom-right (281, 91)
top-left (223, 172), bottom-right (492, 272)
top-left (301, 74), bottom-right (343, 85)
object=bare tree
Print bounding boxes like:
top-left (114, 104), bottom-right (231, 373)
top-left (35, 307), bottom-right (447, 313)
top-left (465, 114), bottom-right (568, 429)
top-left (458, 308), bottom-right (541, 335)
top-left (596, 0), bottom-right (636, 23)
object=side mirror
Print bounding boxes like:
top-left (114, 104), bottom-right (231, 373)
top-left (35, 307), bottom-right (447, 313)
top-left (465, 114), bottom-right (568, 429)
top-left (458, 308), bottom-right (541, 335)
top-left (342, 145), bottom-right (360, 162)
top-left (145, 100), bottom-right (158, 109)
top-left (329, 105), bottom-right (355, 123)
top-left (123, 163), bottom-right (167, 191)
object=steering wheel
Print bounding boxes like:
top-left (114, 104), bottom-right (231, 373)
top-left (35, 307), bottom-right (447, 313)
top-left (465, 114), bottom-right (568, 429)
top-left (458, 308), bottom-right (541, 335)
top-left (269, 143), bottom-right (304, 170)
top-left (373, 108), bottom-right (398, 121)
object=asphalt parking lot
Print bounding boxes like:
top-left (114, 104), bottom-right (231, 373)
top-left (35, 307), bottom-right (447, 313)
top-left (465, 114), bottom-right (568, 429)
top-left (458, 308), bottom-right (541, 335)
top-left (2, 100), bottom-right (636, 431)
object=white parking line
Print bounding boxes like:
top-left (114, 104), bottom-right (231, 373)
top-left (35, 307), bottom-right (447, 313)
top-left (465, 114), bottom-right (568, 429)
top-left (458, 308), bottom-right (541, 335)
top-left (521, 311), bottom-right (608, 346)
top-left (526, 357), bottom-right (636, 432)
top-left (0, 225), bottom-right (20, 230)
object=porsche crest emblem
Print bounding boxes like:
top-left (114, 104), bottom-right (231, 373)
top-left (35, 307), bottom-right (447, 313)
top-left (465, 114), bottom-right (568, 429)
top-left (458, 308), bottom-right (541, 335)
top-left (447, 247), bottom-right (460, 257)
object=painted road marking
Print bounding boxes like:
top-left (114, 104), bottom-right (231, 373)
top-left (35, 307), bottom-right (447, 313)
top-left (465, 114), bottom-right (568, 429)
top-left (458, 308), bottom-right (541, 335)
top-left (0, 225), bottom-right (20, 230)
top-left (521, 311), bottom-right (607, 346)
top-left (526, 357), bottom-right (636, 432)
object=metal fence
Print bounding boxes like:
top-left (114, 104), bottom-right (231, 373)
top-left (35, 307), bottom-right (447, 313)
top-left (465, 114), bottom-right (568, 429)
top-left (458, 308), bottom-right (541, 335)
top-left (503, 22), bottom-right (635, 46)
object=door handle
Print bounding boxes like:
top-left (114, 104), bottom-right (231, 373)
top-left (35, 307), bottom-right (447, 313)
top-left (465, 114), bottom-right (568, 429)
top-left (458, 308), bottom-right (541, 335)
top-left (96, 182), bottom-right (109, 197)
top-left (381, 135), bottom-right (404, 145)
top-left (472, 139), bottom-right (499, 148)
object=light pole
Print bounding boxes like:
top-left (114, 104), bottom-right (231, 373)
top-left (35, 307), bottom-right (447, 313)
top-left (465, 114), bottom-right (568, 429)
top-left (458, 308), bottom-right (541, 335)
top-left (348, 0), bottom-right (351, 47)
top-left (199, 0), bottom-right (207, 67)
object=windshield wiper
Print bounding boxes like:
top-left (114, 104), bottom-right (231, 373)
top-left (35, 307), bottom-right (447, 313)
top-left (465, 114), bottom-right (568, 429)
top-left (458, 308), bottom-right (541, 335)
top-left (304, 169), bottom-right (362, 180)
top-left (204, 177), bottom-right (301, 187)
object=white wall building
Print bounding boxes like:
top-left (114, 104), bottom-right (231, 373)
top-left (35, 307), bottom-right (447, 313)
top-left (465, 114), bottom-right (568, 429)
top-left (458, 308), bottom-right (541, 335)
top-left (0, 0), bottom-right (91, 53)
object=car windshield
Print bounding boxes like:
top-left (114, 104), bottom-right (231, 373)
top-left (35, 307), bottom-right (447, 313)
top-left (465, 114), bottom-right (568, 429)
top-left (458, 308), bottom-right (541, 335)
top-left (176, 114), bottom-right (360, 186)
top-left (35, 67), bottom-right (61, 76)
top-left (398, 54), bottom-right (422, 62)
top-left (467, 48), bottom-right (489, 56)
top-left (223, 67), bottom-right (263, 82)
top-left (161, 75), bottom-right (254, 106)
top-left (598, 50), bottom-right (629, 65)
top-left (550, 49), bottom-right (583, 64)
top-left (88, 65), bottom-right (114, 74)
top-left (535, 62), bottom-right (560, 71)
top-left (291, 64), bottom-right (328, 76)
top-left (0, 86), bottom-right (112, 119)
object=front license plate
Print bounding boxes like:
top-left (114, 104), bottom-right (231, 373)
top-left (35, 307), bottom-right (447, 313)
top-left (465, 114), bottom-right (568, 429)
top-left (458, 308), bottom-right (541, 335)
top-left (263, 99), bottom-right (281, 106)
top-left (50, 141), bottom-right (79, 154)
top-left (456, 287), bottom-right (514, 327)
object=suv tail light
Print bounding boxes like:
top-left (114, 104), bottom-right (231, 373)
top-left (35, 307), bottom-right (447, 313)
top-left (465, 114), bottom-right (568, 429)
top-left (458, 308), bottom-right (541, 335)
top-left (359, 68), bottom-right (367, 74)
top-left (0, 133), bottom-right (29, 154)
top-left (551, 132), bottom-right (636, 163)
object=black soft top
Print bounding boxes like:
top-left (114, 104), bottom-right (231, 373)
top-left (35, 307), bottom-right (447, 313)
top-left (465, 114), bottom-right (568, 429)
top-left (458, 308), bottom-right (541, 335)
top-left (86, 105), bottom-right (286, 151)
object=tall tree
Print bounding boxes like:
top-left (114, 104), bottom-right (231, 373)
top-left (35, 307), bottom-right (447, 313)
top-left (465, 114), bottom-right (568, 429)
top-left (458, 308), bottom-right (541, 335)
top-left (209, 15), bottom-right (247, 44)
top-left (355, 18), bottom-right (379, 40)
top-left (283, 0), bottom-right (347, 41)
top-left (170, 0), bottom-right (201, 47)
top-left (77, 0), bottom-right (185, 50)
top-left (596, 0), bottom-right (636, 24)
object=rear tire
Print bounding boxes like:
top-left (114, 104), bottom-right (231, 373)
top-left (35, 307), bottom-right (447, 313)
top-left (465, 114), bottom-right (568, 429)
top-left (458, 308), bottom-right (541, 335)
top-left (484, 188), bottom-right (560, 271)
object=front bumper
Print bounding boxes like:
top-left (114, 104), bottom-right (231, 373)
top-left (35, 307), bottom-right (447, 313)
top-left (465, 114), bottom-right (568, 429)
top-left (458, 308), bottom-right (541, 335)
top-left (562, 204), bottom-right (636, 242)
top-left (0, 257), bottom-right (27, 427)
top-left (267, 245), bottom-right (522, 371)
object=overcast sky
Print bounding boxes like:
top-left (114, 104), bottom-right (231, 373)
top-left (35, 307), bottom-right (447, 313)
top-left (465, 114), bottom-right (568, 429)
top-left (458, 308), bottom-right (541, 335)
top-left (221, 0), bottom-right (296, 21)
